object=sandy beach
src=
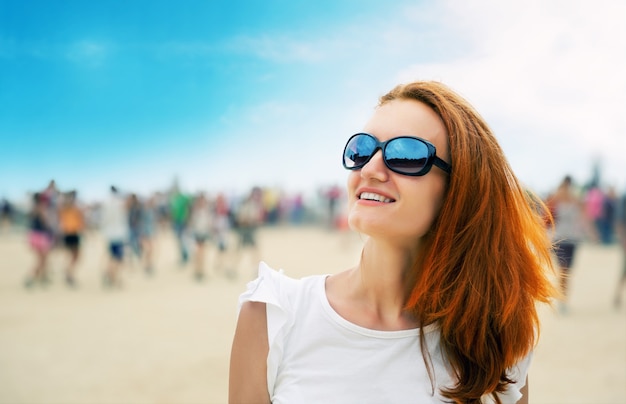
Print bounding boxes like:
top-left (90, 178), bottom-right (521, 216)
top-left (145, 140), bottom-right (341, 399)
top-left (0, 225), bottom-right (624, 404)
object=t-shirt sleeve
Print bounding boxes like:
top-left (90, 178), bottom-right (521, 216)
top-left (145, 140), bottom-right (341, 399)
top-left (237, 261), bottom-right (296, 395)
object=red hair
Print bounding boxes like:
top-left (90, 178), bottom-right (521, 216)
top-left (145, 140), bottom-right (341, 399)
top-left (380, 81), bottom-right (558, 403)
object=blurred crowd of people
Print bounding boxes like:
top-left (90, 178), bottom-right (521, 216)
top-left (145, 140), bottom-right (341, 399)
top-left (544, 176), bottom-right (626, 312)
top-left (2, 174), bottom-right (624, 308)
top-left (0, 179), bottom-right (348, 290)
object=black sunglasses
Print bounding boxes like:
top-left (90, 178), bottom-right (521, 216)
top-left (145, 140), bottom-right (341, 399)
top-left (342, 133), bottom-right (452, 177)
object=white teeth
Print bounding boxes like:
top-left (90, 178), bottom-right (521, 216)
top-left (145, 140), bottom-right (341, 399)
top-left (359, 192), bottom-right (393, 203)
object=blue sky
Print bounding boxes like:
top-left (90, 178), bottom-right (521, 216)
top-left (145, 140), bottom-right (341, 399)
top-left (1, 0), bottom-right (625, 203)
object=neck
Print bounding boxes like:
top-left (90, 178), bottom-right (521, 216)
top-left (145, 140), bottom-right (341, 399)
top-left (348, 237), bottom-right (419, 326)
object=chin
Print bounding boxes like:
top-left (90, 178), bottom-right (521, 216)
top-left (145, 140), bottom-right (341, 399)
top-left (348, 214), bottom-right (386, 237)
top-left (347, 213), bottom-right (368, 234)
top-left (348, 213), bottom-right (429, 242)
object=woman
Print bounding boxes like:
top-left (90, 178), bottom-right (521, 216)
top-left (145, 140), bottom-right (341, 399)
top-left (25, 192), bottom-right (54, 288)
top-left (127, 193), bottom-right (144, 262)
top-left (57, 190), bottom-right (84, 287)
top-left (229, 81), bottom-right (557, 403)
top-left (189, 192), bottom-right (213, 281)
top-left (140, 193), bottom-right (158, 275)
top-left (613, 191), bottom-right (626, 308)
top-left (546, 176), bottom-right (586, 313)
top-left (100, 186), bottom-right (129, 288)
top-left (232, 187), bottom-right (264, 279)
top-left (212, 192), bottom-right (232, 274)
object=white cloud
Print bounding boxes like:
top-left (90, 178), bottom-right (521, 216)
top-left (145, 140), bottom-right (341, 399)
top-left (158, 41), bottom-right (215, 58)
top-left (226, 34), bottom-right (329, 63)
top-left (169, 0), bottom-right (626, 198)
top-left (394, 0), bottom-right (626, 192)
top-left (66, 39), bottom-right (111, 67)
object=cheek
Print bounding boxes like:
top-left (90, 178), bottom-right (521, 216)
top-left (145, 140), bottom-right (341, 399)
top-left (401, 180), bottom-right (447, 236)
top-left (423, 184), bottom-right (446, 228)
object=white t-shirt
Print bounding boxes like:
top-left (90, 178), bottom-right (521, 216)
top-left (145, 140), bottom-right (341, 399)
top-left (238, 262), bottom-right (531, 404)
top-left (553, 200), bottom-right (584, 242)
top-left (100, 194), bottom-right (128, 242)
top-left (190, 205), bottom-right (212, 235)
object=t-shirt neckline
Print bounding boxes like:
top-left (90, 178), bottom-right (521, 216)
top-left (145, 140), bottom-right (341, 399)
top-left (317, 274), bottom-right (438, 339)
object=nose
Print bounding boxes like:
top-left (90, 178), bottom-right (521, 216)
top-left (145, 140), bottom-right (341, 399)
top-left (360, 149), bottom-right (389, 181)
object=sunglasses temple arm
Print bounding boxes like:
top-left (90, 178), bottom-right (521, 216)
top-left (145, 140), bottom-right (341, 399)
top-left (433, 157), bottom-right (452, 174)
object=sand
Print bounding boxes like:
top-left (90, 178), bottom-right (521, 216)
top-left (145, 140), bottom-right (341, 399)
top-left (0, 226), bottom-right (624, 404)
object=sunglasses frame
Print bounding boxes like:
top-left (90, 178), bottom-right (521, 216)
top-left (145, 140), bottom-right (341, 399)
top-left (342, 133), bottom-right (452, 177)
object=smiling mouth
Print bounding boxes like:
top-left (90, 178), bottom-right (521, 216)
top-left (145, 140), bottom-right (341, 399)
top-left (358, 192), bottom-right (395, 203)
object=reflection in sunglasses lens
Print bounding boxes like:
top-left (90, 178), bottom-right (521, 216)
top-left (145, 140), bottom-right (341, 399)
top-left (345, 135), bottom-right (374, 168)
top-left (385, 138), bottom-right (428, 174)
top-left (343, 134), bottom-right (434, 176)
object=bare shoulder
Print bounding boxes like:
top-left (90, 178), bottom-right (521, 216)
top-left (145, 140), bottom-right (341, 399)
top-left (229, 301), bottom-right (270, 404)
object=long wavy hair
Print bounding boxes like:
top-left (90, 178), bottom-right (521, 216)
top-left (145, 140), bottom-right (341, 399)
top-left (380, 81), bottom-right (558, 403)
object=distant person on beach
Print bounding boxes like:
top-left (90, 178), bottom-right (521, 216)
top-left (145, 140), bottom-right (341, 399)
top-left (24, 193), bottom-right (54, 288)
top-left (189, 192), bottom-right (213, 281)
top-left (212, 193), bottom-right (232, 274)
top-left (546, 175), bottom-right (586, 313)
top-left (140, 193), bottom-right (158, 275)
top-left (127, 193), bottom-right (144, 263)
top-left (100, 186), bottom-right (129, 288)
top-left (613, 191), bottom-right (626, 308)
top-left (170, 188), bottom-right (192, 266)
top-left (601, 186), bottom-right (618, 245)
top-left (584, 185), bottom-right (604, 243)
top-left (41, 180), bottom-right (60, 245)
top-left (325, 184), bottom-right (342, 229)
top-left (58, 190), bottom-right (84, 287)
top-left (232, 186), bottom-right (264, 279)
top-left (0, 197), bottom-right (14, 233)
top-left (229, 81), bottom-right (557, 403)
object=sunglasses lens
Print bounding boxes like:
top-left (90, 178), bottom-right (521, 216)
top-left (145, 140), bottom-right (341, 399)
top-left (344, 134), bottom-right (377, 168)
top-left (385, 138), bottom-right (430, 175)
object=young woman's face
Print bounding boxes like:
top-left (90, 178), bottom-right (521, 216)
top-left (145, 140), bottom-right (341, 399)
top-left (347, 99), bottom-right (450, 246)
